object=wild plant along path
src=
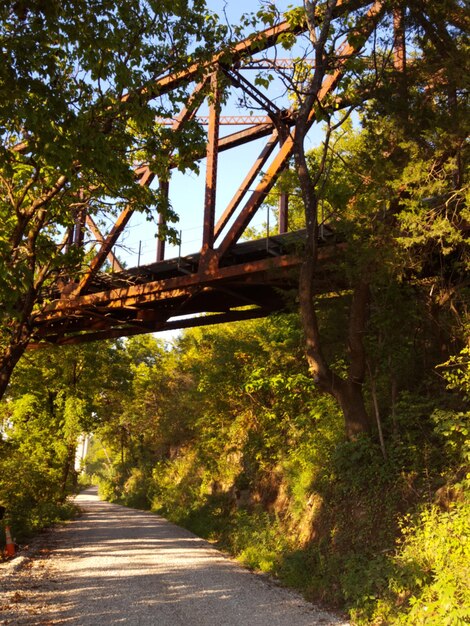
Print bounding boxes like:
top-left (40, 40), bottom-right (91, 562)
top-left (1, 488), bottom-right (348, 625)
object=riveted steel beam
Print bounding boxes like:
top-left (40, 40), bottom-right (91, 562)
top-left (71, 166), bottom-right (155, 297)
top-left (216, 1), bottom-right (385, 258)
top-left (85, 215), bottom-right (124, 272)
top-left (202, 73), bottom-right (221, 252)
top-left (214, 130), bottom-right (279, 241)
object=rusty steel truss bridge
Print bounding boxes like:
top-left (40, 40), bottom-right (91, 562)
top-left (31, 3), bottom-right (388, 347)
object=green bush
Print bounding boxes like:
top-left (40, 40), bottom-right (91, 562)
top-left (359, 490), bottom-right (470, 625)
top-left (122, 468), bottom-right (152, 509)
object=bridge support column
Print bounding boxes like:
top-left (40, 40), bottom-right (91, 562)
top-left (157, 179), bottom-right (169, 262)
top-left (278, 127), bottom-right (289, 234)
top-left (202, 72), bottom-right (220, 256)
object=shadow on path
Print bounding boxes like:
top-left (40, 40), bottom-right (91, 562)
top-left (3, 487), bottom-right (348, 626)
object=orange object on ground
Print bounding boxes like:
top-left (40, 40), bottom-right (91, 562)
top-left (4, 525), bottom-right (16, 557)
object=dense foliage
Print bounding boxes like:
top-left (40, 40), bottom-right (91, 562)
top-left (1, 299), bottom-right (468, 622)
top-left (0, 341), bottom-right (130, 538)
top-left (24, 311), bottom-right (467, 625)
top-left (0, 0), bottom-right (223, 397)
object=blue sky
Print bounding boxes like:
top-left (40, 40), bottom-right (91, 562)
top-left (114, 1), bottom-right (305, 341)
top-left (115, 0), bottom-right (304, 268)
top-left (209, 0), bottom-right (297, 26)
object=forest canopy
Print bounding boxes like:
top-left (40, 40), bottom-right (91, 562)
top-left (0, 0), bottom-right (225, 396)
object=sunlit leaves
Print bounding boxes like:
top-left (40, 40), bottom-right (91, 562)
top-left (0, 0), bottom-right (226, 396)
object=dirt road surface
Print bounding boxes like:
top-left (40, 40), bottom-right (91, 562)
top-left (1, 488), bottom-right (349, 625)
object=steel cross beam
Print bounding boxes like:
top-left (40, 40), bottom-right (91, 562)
top-left (156, 115), bottom-right (273, 125)
top-left (85, 215), bottom-right (124, 272)
top-left (33, 3), bottom-right (388, 346)
top-left (215, 1), bottom-right (385, 258)
top-left (219, 65), bottom-right (286, 122)
top-left (71, 166), bottom-right (154, 296)
top-left (202, 73), bottom-right (221, 255)
top-left (73, 20), bottom-right (302, 295)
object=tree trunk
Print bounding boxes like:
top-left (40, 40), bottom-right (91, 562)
top-left (299, 243), bottom-right (372, 438)
top-left (333, 378), bottom-right (372, 440)
top-left (61, 443), bottom-right (77, 500)
top-left (0, 339), bottom-right (29, 400)
top-left (0, 285), bottom-right (39, 400)
top-left (295, 136), bottom-right (372, 439)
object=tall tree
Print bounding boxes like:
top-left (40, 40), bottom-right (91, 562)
top-left (0, 339), bottom-right (130, 534)
top-left (0, 0), bottom-right (223, 398)
top-left (257, 0), bottom-right (468, 438)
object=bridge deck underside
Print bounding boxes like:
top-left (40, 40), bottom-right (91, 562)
top-left (31, 231), bottom-right (341, 346)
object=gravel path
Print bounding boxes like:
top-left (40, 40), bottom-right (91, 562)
top-left (0, 488), bottom-right (349, 625)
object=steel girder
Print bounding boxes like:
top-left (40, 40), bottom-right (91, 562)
top-left (31, 3), bottom-right (385, 346)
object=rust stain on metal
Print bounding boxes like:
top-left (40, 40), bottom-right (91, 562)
top-left (31, 3), bottom-right (384, 346)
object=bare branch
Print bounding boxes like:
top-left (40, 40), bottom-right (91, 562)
top-left (0, 174), bottom-right (16, 208)
top-left (27, 175), bottom-right (69, 216)
top-left (15, 167), bottom-right (41, 213)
